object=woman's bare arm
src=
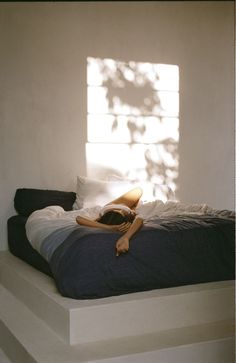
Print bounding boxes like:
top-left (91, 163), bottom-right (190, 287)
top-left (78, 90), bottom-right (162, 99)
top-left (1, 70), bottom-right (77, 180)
top-left (76, 216), bottom-right (111, 230)
top-left (76, 214), bottom-right (143, 255)
top-left (116, 216), bottom-right (143, 256)
top-left (107, 187), bottom-right (143, 209)
top-left (76, 216), bottom-right (131, 232)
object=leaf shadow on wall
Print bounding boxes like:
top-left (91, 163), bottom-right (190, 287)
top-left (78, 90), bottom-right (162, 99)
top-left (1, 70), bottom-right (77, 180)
top-left (89, 58), bottom-right (179, 199)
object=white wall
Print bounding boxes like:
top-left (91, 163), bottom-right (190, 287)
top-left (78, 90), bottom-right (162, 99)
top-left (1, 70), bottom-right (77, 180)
top-left (0, 1), bottom-right (234, 250)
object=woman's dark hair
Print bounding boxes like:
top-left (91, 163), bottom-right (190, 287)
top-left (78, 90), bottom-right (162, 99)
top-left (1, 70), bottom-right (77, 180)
top-left (97, 211), bottom-right (135, 225)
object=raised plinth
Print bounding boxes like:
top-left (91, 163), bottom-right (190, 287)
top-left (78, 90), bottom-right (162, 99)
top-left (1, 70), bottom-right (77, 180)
top-left (0, 251), bottom-right (234, 347)
top-left (0, 282), bottom-right (234, 363)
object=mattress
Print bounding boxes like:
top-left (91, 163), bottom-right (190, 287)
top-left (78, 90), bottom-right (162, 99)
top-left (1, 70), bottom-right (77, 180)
top-left (8, 188), bottom-right (235, 300)
top-left (18, 204), bottom-right (235, 299)
top-left (49, 214), bottom-right (235, 299)
top-left (7, 187), bottom-right (76, 277)
top-left (8, 215), bottom-right (52, 277)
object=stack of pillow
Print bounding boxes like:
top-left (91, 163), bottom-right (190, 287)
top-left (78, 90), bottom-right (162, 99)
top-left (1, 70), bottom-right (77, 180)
top-left (13, 176), bottom-right (175, 215)
top-left (73, 175), bottom-right (175, 210)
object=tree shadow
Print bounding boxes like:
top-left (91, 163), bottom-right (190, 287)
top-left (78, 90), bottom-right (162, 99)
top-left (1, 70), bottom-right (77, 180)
top-left (88, 57), bottom-right (179, 197)
top-left (98, 59), bottom-right (162, 116)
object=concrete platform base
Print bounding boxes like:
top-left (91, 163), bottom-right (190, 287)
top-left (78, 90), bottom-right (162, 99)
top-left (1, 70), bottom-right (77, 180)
top-left (0, 251), bottom-right (234, 363)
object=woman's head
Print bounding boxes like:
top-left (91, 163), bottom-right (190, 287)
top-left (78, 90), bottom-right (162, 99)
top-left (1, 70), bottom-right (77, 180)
top-left (97, 210), bottom-right (136, 225)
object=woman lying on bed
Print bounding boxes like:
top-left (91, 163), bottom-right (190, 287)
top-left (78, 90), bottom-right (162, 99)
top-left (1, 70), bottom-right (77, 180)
top-left (76, 188), bottom-right (144, 256)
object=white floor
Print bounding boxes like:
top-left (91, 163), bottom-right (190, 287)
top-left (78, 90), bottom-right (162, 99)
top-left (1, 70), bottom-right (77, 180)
top-left (0, 251), bottom-right (235, 363)
top-left (0, 348), bottom-right (12, 363)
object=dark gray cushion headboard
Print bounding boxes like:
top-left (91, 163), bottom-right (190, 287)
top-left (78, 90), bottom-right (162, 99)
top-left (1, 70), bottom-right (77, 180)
top-left (14, 188), bottom-right (76, 216)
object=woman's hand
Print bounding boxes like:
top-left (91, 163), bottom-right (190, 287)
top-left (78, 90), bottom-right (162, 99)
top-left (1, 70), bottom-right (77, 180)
top-left (109, 222), bottom-right (131, 233)
top-left (116, 236), bottom-right (130, 256)
top-left (115, 216), bottom-right (143, 257)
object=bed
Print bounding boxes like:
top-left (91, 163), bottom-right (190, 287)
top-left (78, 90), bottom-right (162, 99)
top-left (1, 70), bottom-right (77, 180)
top-left (8, 186), bottom-right (235, 300)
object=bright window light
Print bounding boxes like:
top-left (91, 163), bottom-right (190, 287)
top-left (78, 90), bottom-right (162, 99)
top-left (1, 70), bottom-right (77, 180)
top-left (86, 57), bottom-right (179, 198)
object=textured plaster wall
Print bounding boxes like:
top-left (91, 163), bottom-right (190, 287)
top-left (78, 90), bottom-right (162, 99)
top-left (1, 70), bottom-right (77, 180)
top-left (0, 1), bottom-right (234, 249)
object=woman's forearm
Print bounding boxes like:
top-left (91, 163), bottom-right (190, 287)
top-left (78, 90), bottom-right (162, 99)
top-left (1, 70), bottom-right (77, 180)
top-left (123, 216), bottom-right (143, 239)
top-left (115, 217), bottom-right (143, 256)
top-left (76, 216), bottom-right (111, 230)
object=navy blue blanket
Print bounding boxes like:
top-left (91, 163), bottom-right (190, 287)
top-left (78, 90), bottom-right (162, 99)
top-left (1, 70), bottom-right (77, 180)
top-left (50, 214), bottom-right (235, 299)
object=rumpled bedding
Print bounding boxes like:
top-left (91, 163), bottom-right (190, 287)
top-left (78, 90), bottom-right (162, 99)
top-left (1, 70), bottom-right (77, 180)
top-left (26, 201), bottom-right (235, 299)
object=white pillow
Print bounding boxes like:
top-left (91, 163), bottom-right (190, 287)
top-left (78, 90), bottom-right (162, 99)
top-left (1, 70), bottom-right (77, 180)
top-left (73, 175), bottom-right (176, 210)
top-left (73, 176), bottom-right (135, 209)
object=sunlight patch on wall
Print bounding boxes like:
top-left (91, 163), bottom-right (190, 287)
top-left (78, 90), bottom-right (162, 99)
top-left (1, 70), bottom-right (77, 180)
top-left (86, 57), bottom-right (179, 196)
